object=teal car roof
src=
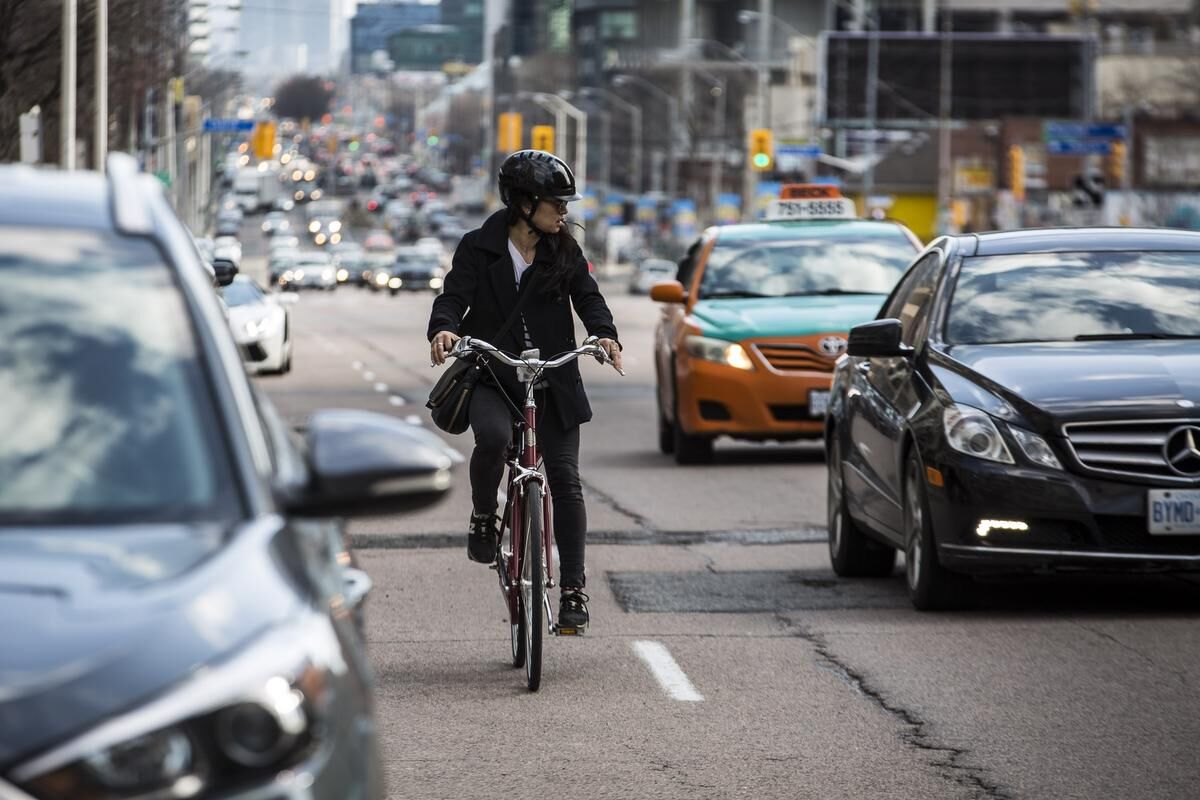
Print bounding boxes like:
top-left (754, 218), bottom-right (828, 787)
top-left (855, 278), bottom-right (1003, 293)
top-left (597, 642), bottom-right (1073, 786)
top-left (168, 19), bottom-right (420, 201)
top-left (712, 220), bottom-right (915, 244)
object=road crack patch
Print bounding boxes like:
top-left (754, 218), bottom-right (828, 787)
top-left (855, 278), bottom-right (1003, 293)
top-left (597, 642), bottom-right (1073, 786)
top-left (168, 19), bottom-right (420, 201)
top-left (776, 614), bottom-right (1009, 800)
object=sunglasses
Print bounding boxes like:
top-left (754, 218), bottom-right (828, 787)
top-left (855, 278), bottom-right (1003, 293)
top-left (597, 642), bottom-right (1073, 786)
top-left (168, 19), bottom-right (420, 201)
top-left (538, 198), bottom-right (569, 213)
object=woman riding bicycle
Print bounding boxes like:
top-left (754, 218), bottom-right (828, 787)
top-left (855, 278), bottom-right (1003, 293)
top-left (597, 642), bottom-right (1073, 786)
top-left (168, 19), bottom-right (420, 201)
top-left (427, 150), bottom-right (622, 632)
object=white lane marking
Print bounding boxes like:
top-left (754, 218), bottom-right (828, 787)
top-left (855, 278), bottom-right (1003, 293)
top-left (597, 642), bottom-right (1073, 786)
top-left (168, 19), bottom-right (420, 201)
top-left (632, 641), bottom-right (704, 702)
top-left (374, 382), bottom-right (388, 393)
top-left (405, 414), bottom-right (423, 425)
top-left (352, 361), bottom-right (363, 371)
top-left (363, 370), bottom-right (376, 381)
top-left (389, 395), bottom-right (407, 407)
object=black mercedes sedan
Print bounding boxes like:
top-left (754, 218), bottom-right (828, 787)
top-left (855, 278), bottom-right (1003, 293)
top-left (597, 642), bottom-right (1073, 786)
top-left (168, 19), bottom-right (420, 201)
top-left (0, 155), bottom-right (458, 798)
top-left (825, 227), bottom-right (1200, 610)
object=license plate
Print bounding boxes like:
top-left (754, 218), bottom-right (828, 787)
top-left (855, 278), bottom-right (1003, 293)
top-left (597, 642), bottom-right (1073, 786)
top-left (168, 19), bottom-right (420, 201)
top-left (808, 389), bottom-right (831, 417)
top-left (1147, 489), bottom-right (1200, 534)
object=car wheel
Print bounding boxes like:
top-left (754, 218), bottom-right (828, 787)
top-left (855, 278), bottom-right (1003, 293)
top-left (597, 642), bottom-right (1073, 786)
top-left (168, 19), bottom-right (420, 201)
top-left (827, 436), bottom-right (896, 577)
top-left (656, 369), bottom-right (675, 455)
top-left (672, 373), bottom-right (713, 465)
top-left (903, 452), bottom-right (968, 611)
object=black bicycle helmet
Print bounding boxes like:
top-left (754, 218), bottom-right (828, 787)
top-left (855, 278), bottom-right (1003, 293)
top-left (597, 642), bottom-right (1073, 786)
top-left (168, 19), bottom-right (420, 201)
top-left (498, 150), bottom-right (583, 207)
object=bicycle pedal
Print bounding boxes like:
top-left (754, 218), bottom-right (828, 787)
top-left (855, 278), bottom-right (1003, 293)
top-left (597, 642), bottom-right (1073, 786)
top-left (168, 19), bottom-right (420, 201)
top-left (554, 626), bottom-right (584, 637)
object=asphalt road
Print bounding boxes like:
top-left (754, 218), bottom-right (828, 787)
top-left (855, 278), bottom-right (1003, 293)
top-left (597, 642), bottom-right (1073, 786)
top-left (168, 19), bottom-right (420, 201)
top-left (237, 203), bottom-right (1200, 800)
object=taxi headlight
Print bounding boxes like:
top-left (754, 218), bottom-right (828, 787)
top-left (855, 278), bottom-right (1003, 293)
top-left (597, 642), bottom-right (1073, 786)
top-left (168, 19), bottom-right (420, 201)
top-left (942, 403), bottom-right (1014, 464)
top-left (684, 335), bottom-right (754, 371)
top-left (15, 616), bottom-right (341, 800)
top-left (1009, 426), bottom-right (1062, 470)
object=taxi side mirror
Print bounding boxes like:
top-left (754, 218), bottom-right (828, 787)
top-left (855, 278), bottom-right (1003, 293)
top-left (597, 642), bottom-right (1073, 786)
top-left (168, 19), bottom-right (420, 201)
top-left (650, 281), bottom-right (686, 304)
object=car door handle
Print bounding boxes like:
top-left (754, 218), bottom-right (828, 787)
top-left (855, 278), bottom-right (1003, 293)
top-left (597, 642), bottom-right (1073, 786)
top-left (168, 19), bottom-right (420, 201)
top-left (342, 567), bottom-right (373, 611)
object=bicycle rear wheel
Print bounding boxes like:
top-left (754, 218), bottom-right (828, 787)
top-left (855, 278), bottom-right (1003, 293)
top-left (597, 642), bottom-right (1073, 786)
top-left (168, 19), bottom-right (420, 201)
top-left (521, 482), bottom-right (545, 691)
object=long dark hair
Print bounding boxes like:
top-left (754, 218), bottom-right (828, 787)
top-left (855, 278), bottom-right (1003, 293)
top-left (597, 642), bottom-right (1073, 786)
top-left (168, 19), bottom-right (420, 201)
top-left (505, 190), bottom-right (585, 300)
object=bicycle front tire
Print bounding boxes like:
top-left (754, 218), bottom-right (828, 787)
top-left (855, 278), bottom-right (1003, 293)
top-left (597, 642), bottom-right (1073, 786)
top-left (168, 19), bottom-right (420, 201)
top-left (522, 482), bottom-right (545, 691)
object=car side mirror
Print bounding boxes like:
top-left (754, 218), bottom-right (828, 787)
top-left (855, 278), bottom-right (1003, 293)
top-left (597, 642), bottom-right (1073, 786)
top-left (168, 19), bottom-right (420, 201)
top-left (650, 280), bottom-right (686, 304)
top-left (847, 319), bottom-right (913, 358)
top-left (287, 410), bottom-right (462, 518)
top-left (213, 261), bottom-right (238, 287)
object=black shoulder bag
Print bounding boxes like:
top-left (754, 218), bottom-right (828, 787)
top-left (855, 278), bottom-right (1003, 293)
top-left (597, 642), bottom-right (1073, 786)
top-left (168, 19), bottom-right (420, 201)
top-left (426, 282), bottom-right (534, 435)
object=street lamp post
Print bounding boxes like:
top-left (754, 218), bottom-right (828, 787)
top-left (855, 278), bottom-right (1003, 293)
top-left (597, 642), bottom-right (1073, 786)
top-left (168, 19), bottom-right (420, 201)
top-left (578, 87), bottom-right (642, 194)
top-left (95, 0), bottom-right (107, 172)
top-left (528, 92), bottom-right (588, 193)
top-left (612, 74), bottom-right (679, 199)
top-left (61, 0), bottom-right (77, 169)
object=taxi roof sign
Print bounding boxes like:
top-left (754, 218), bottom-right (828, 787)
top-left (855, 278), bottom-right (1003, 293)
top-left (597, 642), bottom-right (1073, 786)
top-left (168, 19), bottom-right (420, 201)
top-left (779, 184), bottom-right (843, 200)
top-left (765, 184), bottom-right (857, 221)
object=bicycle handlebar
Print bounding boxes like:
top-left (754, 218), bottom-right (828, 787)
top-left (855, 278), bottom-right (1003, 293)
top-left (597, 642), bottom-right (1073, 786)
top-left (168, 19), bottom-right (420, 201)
top-left (451, 335), bottom-right (625, 376)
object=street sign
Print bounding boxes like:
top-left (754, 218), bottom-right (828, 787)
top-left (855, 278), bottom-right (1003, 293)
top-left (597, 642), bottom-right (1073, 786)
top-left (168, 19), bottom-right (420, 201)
top-left (203, 118), bottom-right (254, 133)
top-left (776, 144), bottom-right (822, 158)
top-left (1047, 139), bottom-right (1112, 156)
top-left (1044, 122), bottom-right (1126, 141)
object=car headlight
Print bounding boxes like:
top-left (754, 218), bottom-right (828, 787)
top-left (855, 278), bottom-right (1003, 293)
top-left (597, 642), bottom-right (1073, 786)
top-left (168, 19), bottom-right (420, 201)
top-left (293, 270), bottom-right (305, 281)
top-left (328, 221), bottom-right (342, 233)
top-left (1009, 426), bottom-right (1062, 470)
top-left (322, 269), bottom-right (334, 281)
top-left (942, 403), bottom-right (1014, 464)
top-left (14, 615), bottom-right (344, 800)
top-left (336, 268), bottom-right (349, 282)
top-left (294, 190), bottom-right (304, 200)
top-left (244, 316), bottom-right (271, 337)
top-left (429, 277), bottom-right (443, 289)
top-left (315, 233), bottom-right (327, 245)
top-left (330, 233), bottom-right (342, 245)
top-left (684, 335), bottom-right (754, 371)
top-left (375, 273), bottom-right (389, 286)
top-left (388, 277), bottom-right (402, 289)
top-left (308, 221), bottom-right (321, 233)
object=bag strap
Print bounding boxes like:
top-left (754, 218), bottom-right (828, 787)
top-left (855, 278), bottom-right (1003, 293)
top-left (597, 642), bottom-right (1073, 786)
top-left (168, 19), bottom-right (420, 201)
top-left (491, 272), bottom-right (536, 346)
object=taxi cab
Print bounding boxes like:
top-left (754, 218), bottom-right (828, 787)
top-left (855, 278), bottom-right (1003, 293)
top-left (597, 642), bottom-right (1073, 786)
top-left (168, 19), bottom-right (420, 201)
top-left (651, 185), bottom-right (921, 464)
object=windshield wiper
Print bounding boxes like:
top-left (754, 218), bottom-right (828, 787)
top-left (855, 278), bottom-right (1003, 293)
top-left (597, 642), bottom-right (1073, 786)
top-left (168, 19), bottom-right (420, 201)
top-left (783, 289), bottom-right (884, 297)
top-left (701, 290), bottom-right (772, 299)
top-left (1074, 332), bottom-right (1200, 341)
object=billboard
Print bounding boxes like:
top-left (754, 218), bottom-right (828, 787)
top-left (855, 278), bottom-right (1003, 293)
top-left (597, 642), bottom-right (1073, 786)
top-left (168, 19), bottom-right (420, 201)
top-left (822, 32), bottom-right (1090, 125)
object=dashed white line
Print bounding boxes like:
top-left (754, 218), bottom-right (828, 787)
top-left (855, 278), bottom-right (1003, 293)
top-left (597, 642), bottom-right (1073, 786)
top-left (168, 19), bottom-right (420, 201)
top-left (373, 382), bottom-right (388, 393)
top-left (363, 370), bottom-right (376, 381)
top-left (632, 641), bottom-right (704, 702)
top-left (351, 361), bottom-right (364, 371)
top-left (404, 414), bottom-right (423, 425)
top-left (388, 395), bottom-right (407, 407)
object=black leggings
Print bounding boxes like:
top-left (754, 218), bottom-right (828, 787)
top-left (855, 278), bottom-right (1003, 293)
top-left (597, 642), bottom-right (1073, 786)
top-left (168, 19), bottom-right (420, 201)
top-left (468, 384), bottom-right (587, 588)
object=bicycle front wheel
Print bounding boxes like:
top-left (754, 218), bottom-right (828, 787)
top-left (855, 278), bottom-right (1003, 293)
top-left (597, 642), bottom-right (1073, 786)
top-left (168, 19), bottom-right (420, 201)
top-left (521, 482), bottom-right (545, 691)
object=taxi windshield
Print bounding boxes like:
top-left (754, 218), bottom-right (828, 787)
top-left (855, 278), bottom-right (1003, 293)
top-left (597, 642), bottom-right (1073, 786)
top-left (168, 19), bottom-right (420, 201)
top-left (698, 237), bottom-right (912, 300)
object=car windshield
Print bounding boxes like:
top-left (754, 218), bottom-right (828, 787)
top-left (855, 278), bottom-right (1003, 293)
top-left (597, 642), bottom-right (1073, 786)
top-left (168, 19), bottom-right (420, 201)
top-left (221, 280), bottom-right (264, 307)
top-left (0, 227), bottom-right (240, 524)
top-left (945, 251), bottom-right (1200, 345)
top-left (698, 237), bottom-right (912, 299)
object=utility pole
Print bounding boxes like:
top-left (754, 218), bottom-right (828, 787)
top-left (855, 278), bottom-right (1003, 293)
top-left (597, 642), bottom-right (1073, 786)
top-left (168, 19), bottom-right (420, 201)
top-left (679, 0), bottom-right (694, 201)
top-left (95, 0), bottom-right (107, 172)
top-left (862, 1), bottom-right (879, 207)
top-left (61, 0), bottom-right (78, 169)
top-left (936, 3), bottom-right (954, 231)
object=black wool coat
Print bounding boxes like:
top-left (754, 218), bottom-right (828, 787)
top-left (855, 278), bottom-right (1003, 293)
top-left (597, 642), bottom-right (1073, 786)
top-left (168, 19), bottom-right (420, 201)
top-left (427, 210), bottom-right (620, 429)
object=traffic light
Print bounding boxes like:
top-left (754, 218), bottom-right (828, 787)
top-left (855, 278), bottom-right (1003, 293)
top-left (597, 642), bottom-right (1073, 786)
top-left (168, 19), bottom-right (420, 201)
top-left (1108, 140), bottom-right (1127, 184)
top-left (531, 125), bottom-right (555, 153)
top-left (252, 121), bottom-right (276, 162)
top-left (749, 128), bottom-right (773, 171)
top-left (497, 112), bottom-right (523, 153)
top-left (1008, 144), bottom-right (1025, 202)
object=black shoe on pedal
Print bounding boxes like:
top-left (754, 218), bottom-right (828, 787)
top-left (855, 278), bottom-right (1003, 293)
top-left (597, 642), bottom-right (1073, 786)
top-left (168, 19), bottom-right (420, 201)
top-left (467, 513), bottom-right (499, 564)
top-left (557, 589), bottom-right (589, 633)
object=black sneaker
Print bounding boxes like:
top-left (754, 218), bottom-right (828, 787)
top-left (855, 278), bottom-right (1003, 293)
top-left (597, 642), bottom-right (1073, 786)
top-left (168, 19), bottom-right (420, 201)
top-left (557, 589), bottom-right (589, 633)
top-left (467, 513), bottom-right (499, 564)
